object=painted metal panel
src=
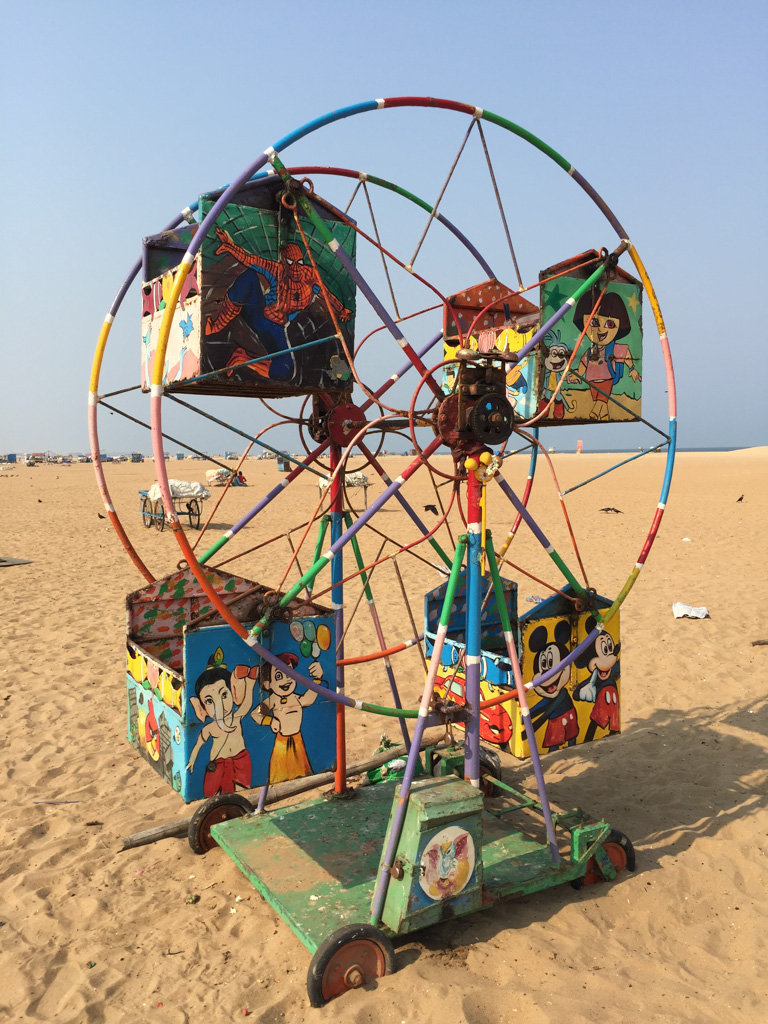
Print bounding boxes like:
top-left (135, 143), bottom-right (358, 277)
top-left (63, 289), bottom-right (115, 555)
top-left (515, 589), bottom-right (620, 758)
top-left (141, 179), bottom-right (356, 398)
top-left (536, 251), bottom-right (643, 425)
top-left (442, 278), bottom-right (539, 421)
top-left (181, 618), bottom-right (337, 803)
top-left (125, 567), bottom-right (337, 803)
top-left (380, 777), bottom-right (484, 934)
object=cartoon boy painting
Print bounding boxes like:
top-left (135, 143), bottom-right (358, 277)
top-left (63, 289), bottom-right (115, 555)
top-left (252, 653), bottom-right (326, 783)
top-left (186, 647), bottom-right (259, 796)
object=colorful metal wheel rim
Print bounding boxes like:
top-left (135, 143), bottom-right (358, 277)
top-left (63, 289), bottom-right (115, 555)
top-left (95, 96), bottom-right (676, 718)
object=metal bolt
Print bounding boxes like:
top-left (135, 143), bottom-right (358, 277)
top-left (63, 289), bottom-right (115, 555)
top-left (344, 966), bottom-right (364, 988)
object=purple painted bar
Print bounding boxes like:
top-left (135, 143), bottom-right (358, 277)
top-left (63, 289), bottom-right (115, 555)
top-left (199, 438), bottom-right (332, 561)
top-left (495, 473), bottom-right (552, 551)
top-left (463, 529), bottom-right (482, 786)
top-left (200, 333), bottom-right (444, 559)
top-left (359, 441), bottom-right (450, 566)
top-left (514, 300), bottom-right (579, 364)
top-left (109, 258), bottom-right (142, 318)
top-left (479, 626), bottom-right (601, 707)
top-left (437, 212), bottom-right (495, 279)
top-left (358, 332), bottom-right (443, 414)
top-left (327, 436), bottom-right (443, 559)
top-left (326, 242), bottom-right (442, 397)
top-left (369, 545), bottom-right (466, 924)
top-left (305, 186), bottom-right (495, 282)
top-left (568, 168), bottom-right (628, 239)
top-left (369, 601), bottom-right (411, 749)
top-left (504, 631), bottom-right (560, 862)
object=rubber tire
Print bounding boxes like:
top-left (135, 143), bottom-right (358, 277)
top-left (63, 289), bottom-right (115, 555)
top-left (571, 829), bottom-right (636, 889)
top-left (141, 495), bottom-right (153, 528)
top-left (188, 792), bottom-right (254, 855)
top-left (478, 745), bottom-right (503, 798)
top-left (153, 499), bottom-right (165, 532)
top-left (307, 924), bottom-right (396, 1007)
top-left (188, 498), bottom-right (201, 530)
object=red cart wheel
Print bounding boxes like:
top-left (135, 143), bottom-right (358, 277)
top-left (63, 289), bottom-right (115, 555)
top-left (307, 923), bottom-right (395, 1007)
top-left (571, 829), bottom-right (635, 889)
top-left (188, 792), bottom-right (254, 855)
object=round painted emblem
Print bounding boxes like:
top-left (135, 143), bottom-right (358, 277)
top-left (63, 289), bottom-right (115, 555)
top-left (419, 826), bottom-right (475, 901)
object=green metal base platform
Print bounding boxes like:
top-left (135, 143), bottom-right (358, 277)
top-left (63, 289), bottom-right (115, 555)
top-left (211, 779), bottom-right (595, 953)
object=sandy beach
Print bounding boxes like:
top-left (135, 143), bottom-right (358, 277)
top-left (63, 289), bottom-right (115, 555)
top-left (1, 448), bottom-right (766, 1023)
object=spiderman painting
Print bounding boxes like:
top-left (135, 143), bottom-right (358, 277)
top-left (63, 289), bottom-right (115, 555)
top-left (205, 227), bottom-right (352, 383)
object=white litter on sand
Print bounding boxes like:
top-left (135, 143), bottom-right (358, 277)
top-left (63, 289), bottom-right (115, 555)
top-left (672, 602), bottom-right (710, 619)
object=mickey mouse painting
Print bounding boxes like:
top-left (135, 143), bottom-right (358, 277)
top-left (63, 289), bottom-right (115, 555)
top-left (526, 620), bottom-right (579, 753)
top-left (574, 616), bottom-right (621, 741)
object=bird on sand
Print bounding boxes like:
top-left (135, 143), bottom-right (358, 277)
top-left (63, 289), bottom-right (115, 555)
top-left (423, 504), bottom-right (439, 515)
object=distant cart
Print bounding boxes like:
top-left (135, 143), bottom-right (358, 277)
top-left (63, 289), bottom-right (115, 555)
top-left (206, 466), bottom-right (247, 487)
top-left (140, 480), bottom-right (210, 531)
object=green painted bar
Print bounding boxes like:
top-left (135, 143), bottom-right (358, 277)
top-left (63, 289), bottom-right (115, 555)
top-left (425, 535), bottom-right (453, 571)
top-left (248, 554), bottom-right (330, 639)
top-left (440, 538), bottom-right (467, 627)
top-left (198, 532), bottom-right (229, 565)
top-left (549, 549), bottom-right (587, 597)
top-left (484, 533), bottom-right (513, 633)
top-left (367, 175), bottom-right (436, 213)
top-left (567, 258), bottom-right (611, 306)
top-left (311, 515), bottom-right (331, 589)
top-left (344, 511), bottom-right (372, 602)
top-left (361, 701), bottom-right (418, 719)
top-left (480, 111), bottom-right (572, 171)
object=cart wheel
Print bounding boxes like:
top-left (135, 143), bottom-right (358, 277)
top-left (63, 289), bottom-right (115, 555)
top-left (153, 499), bottom-right (165, 532)
top-left (188, 498), bottom-right (201, 530)
top-left (571, 829), bottom-right (636, 889)
top-left (188, 792), bottom-right (254, 855)
top-left (307, 923), bottom-right (395, 1007)
top-left (141, 495), bottom-right (153, 528)
top-left (479, 746), bottom-right (503, 798)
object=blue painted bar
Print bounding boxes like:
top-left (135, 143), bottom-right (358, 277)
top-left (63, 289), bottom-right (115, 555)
top-left (561, 444), bottom-right (667, 496)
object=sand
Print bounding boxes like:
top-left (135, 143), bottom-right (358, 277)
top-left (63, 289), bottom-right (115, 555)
top-left (1, 448), bottom-right (766, 1023)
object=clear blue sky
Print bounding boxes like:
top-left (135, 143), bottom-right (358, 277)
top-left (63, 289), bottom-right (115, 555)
top-left (1, 0), bottom-right (765, 454)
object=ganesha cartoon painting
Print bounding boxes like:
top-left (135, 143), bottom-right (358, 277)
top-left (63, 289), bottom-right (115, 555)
top-left (185, 647), bottom-right (259, 797)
